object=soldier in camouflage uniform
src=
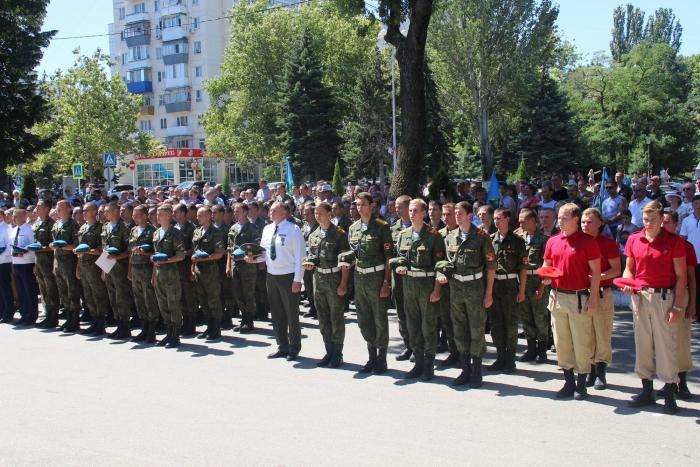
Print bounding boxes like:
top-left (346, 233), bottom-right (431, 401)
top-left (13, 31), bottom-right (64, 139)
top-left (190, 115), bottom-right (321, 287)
top-left (33, 200), bottom-right (59, 328)
top-left (395, 199), bottom-right (446, 381)
top-left (212, 204), bottom-right (234, 329)
top-left (488, 208), bottom-right (528, 373)
top-left (174, 204), bottom-right (197, 336)
top-left (75, 202), bottom-right (108, 336)
top-left (390, 195), bottom-right (412, 360)
top-left (249, 201), bottom-right (270, 321)
top-left (437, 202), bottom-right (459, 366)
top-left (52, 200), bottom-right (81, 332)
top-left (301, 201), bottom-right (319, 318)
top-left (346, 192), bottom-right (394, 375)
top-left (306, 202), bottom-right (350, 368)
top-left (191, 206), bottom-right (226, 341)
top-left (102, 202), bottom-right (133, 339)
top-left (514, 208), bottom-right (550, 363)
top-left (226, 202), bottom-right (261, 333)
top-left (128, 205), bottom-right (158, 343)
top-left (152, 204), bottom-right (186, 348)
top-left (442, 201), bottom-right (496, 387)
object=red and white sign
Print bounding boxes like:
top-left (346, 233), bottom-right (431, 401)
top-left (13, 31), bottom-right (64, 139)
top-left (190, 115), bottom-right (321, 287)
top-left (128, 160), bottom-right (136, 170)
top-left (136, 148), bottom-right (204, 160)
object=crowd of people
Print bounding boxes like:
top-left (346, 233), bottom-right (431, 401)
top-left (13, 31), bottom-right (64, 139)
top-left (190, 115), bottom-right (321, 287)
top-left (0, 169), bottom-right (698, 416)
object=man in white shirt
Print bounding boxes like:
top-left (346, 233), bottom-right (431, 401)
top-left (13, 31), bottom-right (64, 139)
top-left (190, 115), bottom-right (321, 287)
top-left (680, 194), bottom-right (700, 322)
top-left (252, 201), bottom-right (305, 360)
top-left (256, 179), bottom-right (271, 203)
top-left (9, 208), bottom-right (39, 325)
top-left (0, 209), bottom-right (15, 323)
top-left (628, 186), bottom-right (652, 228)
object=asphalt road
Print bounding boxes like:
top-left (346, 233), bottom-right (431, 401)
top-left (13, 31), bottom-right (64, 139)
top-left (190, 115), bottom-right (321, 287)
top-left (1, 293), bottom-right (699, 466)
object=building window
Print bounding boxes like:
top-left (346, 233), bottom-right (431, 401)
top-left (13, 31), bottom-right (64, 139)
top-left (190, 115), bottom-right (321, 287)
top-left (154, 0), bottom-right (159, 12)
top-left (199, 138), bottom-right (206, 149)
top-left (162, 41), bottom-right (188, 56)
top-left (194, 66), bottom-right (202, 78)
top-left (197, 116), bottom-right (203, 127)
top-left (118, 7), bottom-right (125, 20)
top-left (192, 17), bottom-right (200, 30)
top-left (156, 47), bottom-right (162, 59)
top-left (134, 3), bottom-right (146, 14)
top-left (176, 116), bottom-right (188, 127)
top-left (121, 54), bottom-right (127, 65)
top-left (166, 63), bottom-right (187, 80)
top-left (157, 71), bottom-right (163, 83)
top-left (126, 68), bottom-right (152, 83)
top-left (192, 0), bottom-right (199, 5)
top-left (195, 89), bottom-right (203, 102)
top-left (160, 118), bottom-right (167, 129)
top-left (129, 45), bottom-right (150, 62)
top-left (193, 41), bottom-right (201, 54)
top-left (139, 120), bottom-right (153, 132)
top-left (137, 162), bottom-right (175, 187)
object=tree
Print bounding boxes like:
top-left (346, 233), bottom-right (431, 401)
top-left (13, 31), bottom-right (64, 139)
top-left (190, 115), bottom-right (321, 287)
top-left (0, 0), bottom-right (55, 190)
top-left (429, 0), bottom-right (559, 180)
top-left (610, 4), bottom-right (682, 62)
top-left (278, 28), bottom-right (341, 181)
top-left (332, 158), bottom-right (343, 195)
top-left (30, 50), bottom-right (141, 183)
top-left (423, 61), bottom-right (453, 176)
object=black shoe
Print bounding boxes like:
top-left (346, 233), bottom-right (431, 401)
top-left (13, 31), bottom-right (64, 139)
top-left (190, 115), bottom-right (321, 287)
top-left (131, 322), bottom-right (149, 342)
top-left (180, 316), bottom-right (197, 337)
top-left (166, 325), bottom-right (181, 348)
top-left (438, 351), bottom-right (459, 368)
top-left (594, 362), bottom-right (607, 390)
top-left (220, 312), bottom-right (233, 330)
top-left (317, 342), bottom-right (333, 367)
top-left (303, 310), bottom-right (317, 319)
top-left (146, 321), bottom-right (157, 343)
top-left (109, 319), bottom-right (131, 339)
top-left (487, 349), bottom-right (507, 372)
top-left (206, 324), bottom-right (222, 341)
top-left (286, 352), bottom-right (298, 361)
top-left (519, 339), bottom-right (537, 362)
top-left (678, 372), bottom-right (693, 401)
top-left (359, 346), bottom-right (377, 373)
top-left (535, 340), bottom-right (548, 363)
top-left (63, 311), bottom-right (81, 333)
top-left (663, 383), bottom-right (679, 414)
top-left (470, 357), bottom-right (483, 388)
top-left (452, 353), bottom-right (472, 387)
top-left (629, 379), bottom-right (655, 407)
top-left (157, 325), bottom-right (172, 347)
top-left (79, 309), bottom-right (92, 323)
top-left (198, 319), bottom-right (211, 339)
top-left (330, 343), bottom-right (344, 369)
top-left (405, 352), bottom-right (424, 379)
top-left (396, 347), bottom-right (412, 361)
top-left (556, 369), bottom-right (576, 398)
top-left (373, 348), bottom-right (387, 375)
top-left (421, 354), bottom-right (435, 381)
top-left (268, 349), bottom-right (289, 359)
top-left (575, 373), bottom-right (588, 400)
top-left (586, 364), bottom-right (597, 387)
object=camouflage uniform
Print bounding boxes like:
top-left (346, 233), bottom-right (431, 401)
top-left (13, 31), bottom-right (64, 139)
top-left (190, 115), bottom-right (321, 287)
top-left (153, 226), bottom-right (185, 325)
top-left (33, 218), bottom-right (59, 322)
top-left (302, 220), bottom-right (319, 316)
top-left (391, 219), bottom-right (411, 353)
top-left (102, 219), bottom-right (132, 323)
top-left (437, 224), bottom-right (458, 363)
top-left (129, 223), bottom-right (159, 324)
top-left (52, 218), bottom-right (81, 322)
top-left (175, 220), bottom-right (197, 326)
top-left (191, 225), bottom-right (226, 328)
top-left (228, 221), bottom-right (261, 327)
top-left (77, 222), bottom-right (107, 325)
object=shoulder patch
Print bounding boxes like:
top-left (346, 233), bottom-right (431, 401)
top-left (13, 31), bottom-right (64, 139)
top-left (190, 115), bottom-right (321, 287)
top-left (375, 218), bottom-right (388, 226)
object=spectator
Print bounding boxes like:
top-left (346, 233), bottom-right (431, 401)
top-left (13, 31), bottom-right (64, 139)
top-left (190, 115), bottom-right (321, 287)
top-left (628, 185), bottom-right (653, 228)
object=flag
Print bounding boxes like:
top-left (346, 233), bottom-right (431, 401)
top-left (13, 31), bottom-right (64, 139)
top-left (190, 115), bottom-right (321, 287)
top-left (598, 167), bottom-right (610, 210)
top-left (285, 157), bottom-right (294, 196)
top-left (487, 171), bottom-right (500, 209)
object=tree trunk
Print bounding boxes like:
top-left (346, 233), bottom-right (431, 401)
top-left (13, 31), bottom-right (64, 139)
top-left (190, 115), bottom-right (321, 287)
top-left (479, 104), bottom-right (492, 180)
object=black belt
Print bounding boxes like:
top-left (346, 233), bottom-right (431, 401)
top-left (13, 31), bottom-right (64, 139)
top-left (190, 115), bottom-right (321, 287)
top-left (554, 288), bottom-right (589, 313)
top-left (641, 287), bottom-right (673, 300)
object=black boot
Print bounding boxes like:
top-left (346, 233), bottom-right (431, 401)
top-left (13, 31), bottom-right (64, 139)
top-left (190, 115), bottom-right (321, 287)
top-left (36, 309), bottom-right (52, 327)
top-left (594, 362), bottom-right (607, 389)
top-left (180, 316), bottom-right (197, 337)
top-left (359, 345), bottom-right (377, 373)
top-left (519, 339), bottom-right (537, 362)
top-left (470, 357), bottom-right (483, 388)
top-left (678, 372), bottom-right (693, 400)
top-left (373, 348), bottom-right (387, 374)
top-left (146, 320), bottom-right (158, 343)
top-left (421, 354), bottom-right (435, 381)
top-left (586, 364), bottom-right (597, 387)
top-left (80, 308), bottom-right (92, 323)
top-left (629, 379), bottom-right (655, 407)
top-left (157, 324), bottom-right (172, 347)
top-left (405, 351), bottom-right (424, 379)
top-left (556, 369), bottom-right (576, 398)
top-left (64, 310), bottom-right (81, 333)
top-left (131, 321), bottom-right (149, 342)
top-left (438, 348), bottom-right (459, 368)
top-left (206, 321), bottom-right (221, 341)
top-left (663, 383), bottom-right (678, 414)
top-left (575, 373), bottom-right (588, 400)
top-left (109, 318), bottom-right (131, 339)
top-left (503, 348), bottom-right (516, 374)
top-left (198, 318), bottom-right (211, 339)
top-left (166, 324), bottom-right (181, 348)
top-left (330, 343), bottom-right (344, 369)
top-left (39, 308), bottom-right (59, 329)
top-left (487, 348), bottom-right (507, 372)
top-left (452, 353), bottom-right (472, 386)
top-left (317, 342), bottom-right (333, 367)
top-left (59, 310), bottom-right (71, 331)
top-left (535, 340), bottom-right (548, 363)
top-left (238, 313), bottom-right (255, 333)
top-left (221, 308), bottom-right (233, 330)
top-left (396, 340), bottom-right (412, 361)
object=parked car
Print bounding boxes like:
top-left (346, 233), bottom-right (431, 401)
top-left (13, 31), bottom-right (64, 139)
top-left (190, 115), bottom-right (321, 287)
top-left (176, 180), bottom-right (208, 192)
top-left (109, 184), bottom-right (134, 196)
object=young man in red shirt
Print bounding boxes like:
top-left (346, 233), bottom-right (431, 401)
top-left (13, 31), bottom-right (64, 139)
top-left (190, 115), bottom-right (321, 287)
top-left (622, 201), bottom-right (687, 414)
top-left (543, 203), bottom-right (601, 400)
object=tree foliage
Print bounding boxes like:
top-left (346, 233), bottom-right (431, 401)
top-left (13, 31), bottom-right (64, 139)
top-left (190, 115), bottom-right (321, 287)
top-left (610, 4), bottom-right (682, 62)
top-left (332, 158), bottom-right (343, 195)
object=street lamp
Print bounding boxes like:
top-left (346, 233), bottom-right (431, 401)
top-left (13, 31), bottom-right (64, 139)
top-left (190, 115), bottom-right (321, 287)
top-left (378, 27), bottom-right (407, 176)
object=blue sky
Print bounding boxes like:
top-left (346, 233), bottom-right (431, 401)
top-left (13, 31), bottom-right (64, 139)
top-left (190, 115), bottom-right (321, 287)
top-left (38, 0), bottom-right (700, 76)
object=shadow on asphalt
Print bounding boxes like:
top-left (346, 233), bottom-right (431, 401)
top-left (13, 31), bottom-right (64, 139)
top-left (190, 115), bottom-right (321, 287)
top-left (176, 342), bottom-right (234, 357)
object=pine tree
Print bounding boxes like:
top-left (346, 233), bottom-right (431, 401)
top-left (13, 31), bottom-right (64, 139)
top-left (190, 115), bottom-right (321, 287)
top-left (278, 28), bottom-right (341, 182)
top-left (332, 158), bottom-right (343, 196)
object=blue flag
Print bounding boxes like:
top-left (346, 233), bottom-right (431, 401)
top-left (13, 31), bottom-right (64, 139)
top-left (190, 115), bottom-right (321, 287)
top-left (487, 171), bottom-right (500, 209)
top-left (599, 167), bottom-right (610, 210)
top-left (285, 157), bottom-right (294, 196)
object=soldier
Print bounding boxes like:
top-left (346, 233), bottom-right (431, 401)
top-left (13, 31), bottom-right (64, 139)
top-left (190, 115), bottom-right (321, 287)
top-left (226, 202), bottom-right (261, 333)
top-left (305, 202), bottom-right (350, 367)
top-left (51, 200), bottom-right (81, 331)
top-left (390, 195), bottom-right (412, 361)
top-left (394, 199), bottom-right (446, 381)
top-left (191, 206), bottom-right (226, 341)
top-left (33, 200), bottom-right (60, 328)
top-left (346, 192), bottom-right (394, 374)
top-left (102, 202), bottom-right (133, 339)
top-left (332, 201), bottom-right (351, 232)
top-left (301, 201), bottom-right (319, 319)
top-left (437, 202), bottom-right (459, 366)
top-left (74, 203), bottom-right (108, 336)
top-left (488, 208), bottom-right (528, 374)
top-left (127, 205), bottom-right (158, 343)
top-left (441, 201), bottom-right (496, 386)
top-left (212, 204), bottom-right (234, 329)
top-left (249, 201), bottom-right (270, 321)
top-left (151, 204), bottom-right (186, 348)
top-left (514, 208), bottom-right (551, 363)
top-left (173, 204), bottom-right (197, 336)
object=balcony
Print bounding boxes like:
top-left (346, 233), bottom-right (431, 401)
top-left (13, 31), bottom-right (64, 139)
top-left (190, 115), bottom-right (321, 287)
top-left (166, 125), bottom-right (193, 138)
top-left (127, 58), bottom-right (150, 71)
top-left (161, 25), bottom-right (188, 42)
top-left (124, 21), bottom-right (151, 47)
top-left (161, 1), bottom-right (188, 16)
top-left (125, 11), bottom-right (150, 25)
top-left (162, 39), bottom-right (189, 65)
top-left (164, 75), bottom-right (189, 90)
top-left (127, 81), bottom-right (153, 94)
top-left (140, 105), bottom-right (155, 116)
top-left (161, 87), bottom-right (191, 113)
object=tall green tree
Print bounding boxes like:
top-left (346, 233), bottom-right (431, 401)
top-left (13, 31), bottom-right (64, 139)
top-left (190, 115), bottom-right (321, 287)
top-left (429, 0), bottom-right (559, 180)
top-left (0, 0), bottom-right (55, 190)
top-left (610, 4), bottom-right (682, 62)
top-left (278, 29), bottom-right (341, 182)
top-left (423, 61), bottom-right (453, 176)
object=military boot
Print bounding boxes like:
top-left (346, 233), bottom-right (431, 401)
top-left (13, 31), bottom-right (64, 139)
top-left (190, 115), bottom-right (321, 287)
top-left (503, 348), bottom-right (516, 374)
top-left (180, 315), bottom-right (197, 337)
top-left (166, 324), bottom-right (181, 348)
top-left (421, 354), bottom-right (435, 381)
top-left (359, 345), bottom-right (377, 373)
top-left (405, 351), bottom-right (424, 379)
top-left (575, 373), bottom-right (588, 400)
top-left (556, 369), bottom-right (576, 398)
top-left (146, 320), bottom-right (158, 343)
top-left (519, 339), bottom-right (537, 362)
top-left (109, 318), bottom-right (131, 339)
top-left (131, 321), bottom-right (149, 342)
top-left (198, 318), bottom-right (211, 339)
top-left (157, 325), bottom-right (172, 347)
top-left (79, 308), bottom-right (92, 323)
top-left (36, 309), bottom-right (51, 328)
top-left (39, 308), bottom-right (59, 329)
top-left (58, 311), bottom-right (70, 331)
top-left (470, 357), bottom-right (483, 388)
top-left (206, 321), bottom-right (222, 341)
top-left (396, 340), bottom-right (412, 361)
top-left (535, 340), bottom-right (548, 363)
top-left (452, 353), bottom-right (472, 387)
top-left (678, 372), bottom-right (693, 400)
top-left (663, 383), bottom-right (678, 414)
top-left (373, 348), bottom-right (387, 374)
top-left (330, 343), bottom-right (344, 369)
top-left (317, 341), bottom-right (333, 367)
top-left (221, 308), bottom-right (233, 330)
top-left (594, 362), bottom-right (607, 390)
top-left (438, 343), bottom-right (459, 368)
top-left (586, 364), bottom-right (597, 387)
top-left (628, 379), bottom-right (655, 407)
top-left (238, 313), bottom-right (255, 333)
top-left (64, 310), bottom-right (81, 333)
top-left (487, 348), bottom-right (507, 372)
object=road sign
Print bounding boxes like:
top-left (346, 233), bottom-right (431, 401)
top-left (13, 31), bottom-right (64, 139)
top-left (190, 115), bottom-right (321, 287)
top-left (103, 152), bottom-right (117, 168)
top-left (72, 163), bottom-right (84, 180)
top-left (128, 160), bottom-right (136, 171)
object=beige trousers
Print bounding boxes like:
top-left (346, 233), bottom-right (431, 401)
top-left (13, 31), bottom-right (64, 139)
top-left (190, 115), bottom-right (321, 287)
top-left (631, 290), bottom-right (679, 384)
top-left (549, 291), bottom-right (594, 374)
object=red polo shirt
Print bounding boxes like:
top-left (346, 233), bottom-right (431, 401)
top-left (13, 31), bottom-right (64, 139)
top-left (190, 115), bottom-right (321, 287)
top-left (624, 229), bottom-right (686, 287)
top-left (596, 235), bottom-right (620, 287)
top-left (684, 240), bottom-right (697, 268)
top-left (544, 230), bottom-right (601, 290)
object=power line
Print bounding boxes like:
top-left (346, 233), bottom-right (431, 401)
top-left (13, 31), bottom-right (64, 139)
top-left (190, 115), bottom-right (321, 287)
top-left (51, 0), bottom-right (312, 41)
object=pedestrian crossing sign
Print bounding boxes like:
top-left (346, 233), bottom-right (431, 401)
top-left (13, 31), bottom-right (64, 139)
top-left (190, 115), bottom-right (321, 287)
top-left (72, 163), bottom-right (84, 180)
top-left (103, 152), bottom-right (117, 168)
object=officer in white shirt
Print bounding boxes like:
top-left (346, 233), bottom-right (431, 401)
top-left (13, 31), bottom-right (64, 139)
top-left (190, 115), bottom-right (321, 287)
top-left (9, 208), bottom-right (39, 325)
top-left (252, 201), bottom-right (305, 360)
top-left (0, 209), bottom-right (15, 323)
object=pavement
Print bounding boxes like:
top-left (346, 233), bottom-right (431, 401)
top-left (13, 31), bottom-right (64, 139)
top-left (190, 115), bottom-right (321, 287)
top-left (1, 292), bottom-right (699, 466)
